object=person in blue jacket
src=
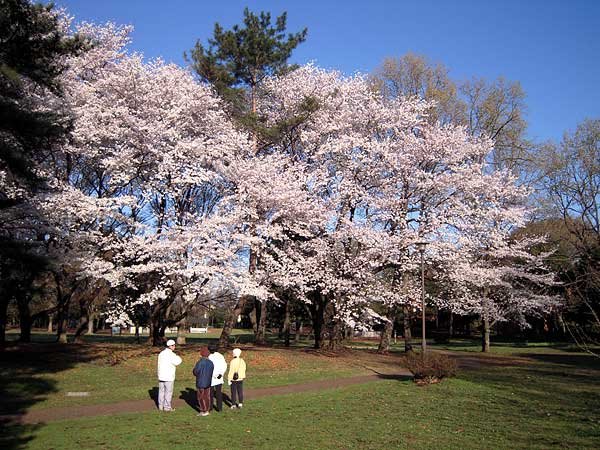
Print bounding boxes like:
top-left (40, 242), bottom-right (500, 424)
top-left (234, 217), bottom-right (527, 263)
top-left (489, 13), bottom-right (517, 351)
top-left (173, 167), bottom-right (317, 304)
top-left (192, 346), bottom-right (214, 416)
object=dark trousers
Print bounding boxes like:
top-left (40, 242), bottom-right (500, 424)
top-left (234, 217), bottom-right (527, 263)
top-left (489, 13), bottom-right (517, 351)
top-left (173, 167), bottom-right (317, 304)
top-left (231, 380), bottom-right (244, 405)
top-left (196, 387), bottom-right (211, 413)
top-left (211, 384), bottom-right (223, 411)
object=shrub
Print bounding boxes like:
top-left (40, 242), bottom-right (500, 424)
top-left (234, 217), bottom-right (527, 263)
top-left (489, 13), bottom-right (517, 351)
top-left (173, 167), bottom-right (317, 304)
top-left (405, 352), bottom-right (458, 385)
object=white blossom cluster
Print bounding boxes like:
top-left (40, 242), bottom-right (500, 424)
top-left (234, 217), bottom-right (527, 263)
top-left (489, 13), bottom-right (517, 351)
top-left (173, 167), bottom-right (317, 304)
top-left (2, 17), bottom-right (557, 329)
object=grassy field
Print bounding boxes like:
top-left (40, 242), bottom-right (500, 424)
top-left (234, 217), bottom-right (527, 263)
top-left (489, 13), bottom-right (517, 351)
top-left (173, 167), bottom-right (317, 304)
top-left (2, 334), bottom-right (599, 449)
top-left (1, 332), bottom-right (373, 411)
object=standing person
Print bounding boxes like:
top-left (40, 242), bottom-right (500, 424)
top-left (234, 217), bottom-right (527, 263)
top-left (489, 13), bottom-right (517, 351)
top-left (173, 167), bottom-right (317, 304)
top-left (228, 348), bottom-right (246, 409)
top-left (208, 344), bottom-right (227, 412)
top-left (157, 339), bottom-right (182, 412)
top-left (193, 346), bottom-right (214, 416)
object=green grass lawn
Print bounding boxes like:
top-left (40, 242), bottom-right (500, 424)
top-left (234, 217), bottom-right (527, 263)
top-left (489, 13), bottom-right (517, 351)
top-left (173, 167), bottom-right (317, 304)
top-left (349, 336), bottom-right (599, 356)
top-left (1, 333), bottom-right (370, 411)
top-left (2, 336), bottom-right (599, 449)
top-left (7, 356), bottom-right (600, 450)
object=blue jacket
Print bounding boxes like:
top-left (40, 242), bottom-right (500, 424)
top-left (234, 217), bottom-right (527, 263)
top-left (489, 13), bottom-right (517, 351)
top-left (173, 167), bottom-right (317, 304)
top-left (193, 357), bottom-right (214, 389)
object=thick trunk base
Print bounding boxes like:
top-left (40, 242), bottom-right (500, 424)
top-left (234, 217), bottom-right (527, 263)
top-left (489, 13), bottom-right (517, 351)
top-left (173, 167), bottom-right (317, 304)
top-left (378, 319), bottom-right (394, 354)
top-left (482, 316), bottom-right (490, 352)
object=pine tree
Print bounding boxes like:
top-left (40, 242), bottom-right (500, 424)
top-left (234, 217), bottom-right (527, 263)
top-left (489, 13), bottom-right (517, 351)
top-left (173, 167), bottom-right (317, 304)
top-left (188, 9), bottom-right (307, 347)
top-left (0, 0), bottom-right (84, 204)
top-left (0, 0), bottom-right (84, 343)
top-left (187, 7), bottom-right (307, 139)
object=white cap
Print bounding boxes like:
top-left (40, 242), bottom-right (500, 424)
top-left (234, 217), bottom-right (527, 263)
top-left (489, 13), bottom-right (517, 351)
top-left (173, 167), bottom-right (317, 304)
top-left (232, 348), bottom-right (242, 357)
top-left (166, 339), bottom-right (176, 347)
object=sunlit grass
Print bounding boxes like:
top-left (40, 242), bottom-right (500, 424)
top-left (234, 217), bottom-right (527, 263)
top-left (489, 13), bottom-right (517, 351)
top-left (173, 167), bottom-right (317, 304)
top-left (14, 358), bottom-right (600, 450)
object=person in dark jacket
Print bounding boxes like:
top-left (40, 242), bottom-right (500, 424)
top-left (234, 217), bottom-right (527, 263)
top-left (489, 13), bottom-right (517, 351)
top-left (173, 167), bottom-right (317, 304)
top-left (192, 346), bottom-right (214, 416)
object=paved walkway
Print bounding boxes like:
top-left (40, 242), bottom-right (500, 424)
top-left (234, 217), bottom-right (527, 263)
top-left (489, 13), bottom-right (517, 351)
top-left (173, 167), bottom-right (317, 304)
top-left (5, 371), bottom-right (411, 425)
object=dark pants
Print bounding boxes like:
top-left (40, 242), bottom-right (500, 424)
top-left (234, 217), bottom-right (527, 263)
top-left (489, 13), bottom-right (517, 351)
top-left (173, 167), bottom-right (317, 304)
top-left (231, 380), bottom-right (244, 405)
top-left (197, 387), bottom-right (211, 413)
top-left (211, 384), bottom-right (223, 411)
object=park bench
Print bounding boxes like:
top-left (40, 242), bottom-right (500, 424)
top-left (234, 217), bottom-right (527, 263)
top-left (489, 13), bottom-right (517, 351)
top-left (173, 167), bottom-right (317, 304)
top-left (190, 327), bottom-right (208, 333)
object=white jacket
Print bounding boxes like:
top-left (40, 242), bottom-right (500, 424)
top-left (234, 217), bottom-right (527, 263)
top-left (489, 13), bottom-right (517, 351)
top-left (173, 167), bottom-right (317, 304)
top-left (157, 348), bottom-right (182, 381)
top-left (209, 352), bottom-right (227, 386)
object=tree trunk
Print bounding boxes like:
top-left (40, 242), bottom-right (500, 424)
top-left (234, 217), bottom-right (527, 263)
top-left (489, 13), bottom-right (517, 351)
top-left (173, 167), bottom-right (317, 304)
top-left (134, 320), bottom-right (140, 344)
top-left (481, 287), bottom-right (491, 352)
top-left (282, 298), bottom-right (291, 347)
top-left (151, 323), bottom-right (165, 347)
top-left (87, 314), bottom-right (94, 335)
top-left (56, 314), bottom-right (69, 344)
top-left (327, 319), bottom-right (344, 350)
top-left (0, 293), bottom-right (9, 345)
top-left (324, 300), bottom-right (343, 351)
top-left (403, 305), bottom-right (413, 352)
top-left (147, 321), bottom-right (155, 345)
top-left (150, 305), bottom-right (165, 346)
top-left (150, 301), bottom-right (167, 346)
top-left (249, 302), bottom-right (258, 334)
top-left (481, 315), bottom-right (491, 353)
top-left (56, 296), bottom-right (70, 344)
top-left (73, 315), bottom-right (89, 344)
top-left (378, 319), bottom-right (394, 354)
top-left (555, 311), bottom-right (566, 335)
top-left (16, 294), bottom-right (32, 343)
top-left (218, 296), bottom-right (248, 351)
top-left (345, 325), bottom-right (352, 340)
top-left (448, 311), bottom-right (454, 337)
top-left (48, 313), bottom-right (54, 333)
top-left (294, 319), bottom-right (302, 344)
top-left (53, 272), bottom-right (72, 344)
top-left (176, 318), bottom-right (186, 345)
top-left (309, 292), bottom-right (326, 349)
top-left (255, 300), bottom-right (268, 345)
top-left (73, 299), bottom-right (90, 344)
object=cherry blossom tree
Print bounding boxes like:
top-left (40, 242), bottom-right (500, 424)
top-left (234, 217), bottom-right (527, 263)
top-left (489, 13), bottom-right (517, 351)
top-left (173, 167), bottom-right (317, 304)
top-left (252, 64), bottom-right (559, 350)
top-left (33, 21), bottom-right (260, 345)
top-left (431, 176), bottom-right (559, 352)
top-left (11, 10), bottom-right (559, 351)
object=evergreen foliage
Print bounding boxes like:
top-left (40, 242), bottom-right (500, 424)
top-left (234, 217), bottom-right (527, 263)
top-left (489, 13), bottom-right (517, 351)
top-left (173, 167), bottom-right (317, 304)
top-left (186, 7), bottom-right (307, 116)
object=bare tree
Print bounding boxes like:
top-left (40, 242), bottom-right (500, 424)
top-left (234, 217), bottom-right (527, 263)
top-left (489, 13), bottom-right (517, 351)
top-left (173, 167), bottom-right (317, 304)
top-left (535, 119), bottom-right (600, 356)
top-left (371, 53), bottom-right (531, 174)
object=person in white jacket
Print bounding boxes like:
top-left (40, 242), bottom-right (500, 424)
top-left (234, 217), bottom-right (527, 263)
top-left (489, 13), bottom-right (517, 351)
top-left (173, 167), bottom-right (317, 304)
top-left (208, 344), bottom-right (227, 412)
top-left (157, 339), bottom-right (182, 411)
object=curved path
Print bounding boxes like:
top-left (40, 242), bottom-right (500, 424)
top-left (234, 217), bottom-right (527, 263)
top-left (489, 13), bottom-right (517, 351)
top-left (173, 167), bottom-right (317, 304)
top-left (5, 371), bottom-right (411, 425)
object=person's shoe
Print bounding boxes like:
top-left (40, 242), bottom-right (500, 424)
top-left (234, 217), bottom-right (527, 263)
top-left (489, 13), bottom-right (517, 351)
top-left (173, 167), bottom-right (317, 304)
top-left (202, 412), bottom-right (209, 416)
top-left (230, 405), bottom-right (237, 409)
top-left (238, 403), bottom-right (243, 408)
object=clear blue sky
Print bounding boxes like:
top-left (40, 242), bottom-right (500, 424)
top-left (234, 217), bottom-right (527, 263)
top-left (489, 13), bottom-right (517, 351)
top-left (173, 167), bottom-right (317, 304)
top-left (55, 0), bottom-right (599, 143)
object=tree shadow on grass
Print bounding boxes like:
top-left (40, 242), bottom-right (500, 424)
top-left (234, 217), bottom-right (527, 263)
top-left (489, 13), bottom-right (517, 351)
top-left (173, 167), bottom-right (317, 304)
top-left (0, 343), bottom-right (102, 450)
top-left (461, 361), bottom-right (600, 416)
top-left (514, 352), bottom-right (600, 371)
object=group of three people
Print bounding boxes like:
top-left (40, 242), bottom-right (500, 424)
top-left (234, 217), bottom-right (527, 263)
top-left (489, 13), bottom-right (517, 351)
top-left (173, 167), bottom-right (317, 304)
top-left (157, 339), bottom-right (247, 416)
